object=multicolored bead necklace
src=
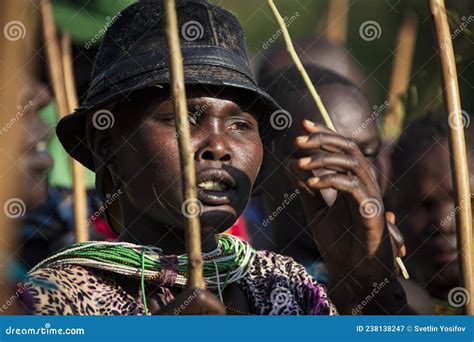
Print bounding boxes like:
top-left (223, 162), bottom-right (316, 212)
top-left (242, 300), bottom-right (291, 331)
top-left (31, 234), bottom-right (256, 314)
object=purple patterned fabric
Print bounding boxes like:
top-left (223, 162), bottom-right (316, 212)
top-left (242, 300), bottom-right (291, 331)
top-left (27, 250), bottom-right (337, 315)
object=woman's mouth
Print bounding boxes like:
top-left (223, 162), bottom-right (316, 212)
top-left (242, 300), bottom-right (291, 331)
top-left (196, 169), bottom-right (236, 206)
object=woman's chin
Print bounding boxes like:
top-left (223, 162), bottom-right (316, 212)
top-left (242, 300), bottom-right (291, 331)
top-left (199, 208), bottom-right (238, 234)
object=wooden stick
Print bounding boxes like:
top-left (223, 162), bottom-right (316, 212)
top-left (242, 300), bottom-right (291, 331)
top-left (61, 33), bottom-right (89, 243)
top-left (0, 0), bottom-right (32, 314)
top-left (429, 0), bottom-right (474, 315)
top-left (383, 12), bottom-right (418, 140)
top-left (41, 0), bottom-right (89, 242)
top-left (40, 0), bottom-right (68, 117)
top-left (326, 0), bottom-right (350, 44)
top-left (163, 0), bottom-right (204, 289)
top-left (267, 0), bottom-right (336, 132)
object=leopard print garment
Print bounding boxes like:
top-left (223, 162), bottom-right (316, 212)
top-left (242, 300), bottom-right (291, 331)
top-left (27, 250), bottom-right (337, 315)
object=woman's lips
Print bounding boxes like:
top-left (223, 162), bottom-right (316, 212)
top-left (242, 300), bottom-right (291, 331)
top-left (195, 168), bottom-right (236, 206)
top-left (197, 188), bottom-right (235, 206)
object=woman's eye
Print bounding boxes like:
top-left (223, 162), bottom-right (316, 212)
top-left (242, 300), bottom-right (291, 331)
top-left (153, 112), bottom-right (175, 123)
top-left (227, 119), bottom-right (252, 131)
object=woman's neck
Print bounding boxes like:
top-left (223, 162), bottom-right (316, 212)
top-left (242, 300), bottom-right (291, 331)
top-left (118, 210), bottom-right (219, 255)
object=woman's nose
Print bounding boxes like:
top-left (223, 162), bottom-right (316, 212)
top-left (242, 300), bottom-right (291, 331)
top-left (195, 144), bottom-right (232, 163)
top-left (195, 129), bottom-right (232, 163)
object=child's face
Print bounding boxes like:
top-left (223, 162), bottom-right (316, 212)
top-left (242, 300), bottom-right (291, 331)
top-left (392, 141), bottom-right (472, 297)
top-left (109, 86), bottom-right (263, 233)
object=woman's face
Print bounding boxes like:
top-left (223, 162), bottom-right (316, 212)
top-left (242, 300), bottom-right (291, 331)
top-left (109, 86), bottom-right (263, 234)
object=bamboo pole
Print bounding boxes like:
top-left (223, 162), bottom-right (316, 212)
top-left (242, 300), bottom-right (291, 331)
top-left (267, 0), bottom-right (336, 132)
top-left (429, 0), bottom-right (474, 315)
top-left (40, 0), bottom-right (67, 117)
top-left (41, 0), bottom-right (88, 242)
top-left (163, 0), bottom-right (204, 289)
top-left (0, 0), bottom-right (32, 314)
top-left (383, 12), bottom-right (418, 140)
top-left (326, 0), bottom-right (350, 44)
top-left (61, 33), bottom-right (89, 243)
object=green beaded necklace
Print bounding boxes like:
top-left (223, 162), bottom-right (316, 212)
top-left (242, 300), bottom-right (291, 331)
top-left (31, 234), bottom-right (256, 314)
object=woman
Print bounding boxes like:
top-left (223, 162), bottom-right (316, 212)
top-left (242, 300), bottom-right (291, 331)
top-left (28, 0), bottom-right (405, 315)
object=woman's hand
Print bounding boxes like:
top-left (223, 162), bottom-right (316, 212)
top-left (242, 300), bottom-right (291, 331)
top-left (154, 288), bottom-right (226, 315)
top-left (290, 120), bottom-right (402, 312)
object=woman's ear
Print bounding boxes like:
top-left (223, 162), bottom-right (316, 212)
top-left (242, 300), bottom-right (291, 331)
top-left (90, 129), bottom-right (124, 235)
top-left (91, 129), bottom-right (119, 199)
top-left (92, 129), bottom-right (113, 168)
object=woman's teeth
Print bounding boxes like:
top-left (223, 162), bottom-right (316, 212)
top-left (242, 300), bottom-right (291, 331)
top-left (197, 180), bottom-right (228, 191)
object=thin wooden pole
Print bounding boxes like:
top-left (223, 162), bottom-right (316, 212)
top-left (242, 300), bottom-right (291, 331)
top-left (267, 0), bottom-right (336, 132)
top-left (384, 12), bottom-right (418, 140)
top-left (61, 33), bottom-right (89, 243)
top-left (40, 0), bottom-right (67, 117)
top-left (429, 0), bottom-right (474, 315)
top-left (326, 0), bottom-right (350, 44)
top-left (0, 0), bottom-right (32, 314)
top-left (41, 0), bottom-right (88, 242)
top-left (163, 0), bottom-right (204, 289)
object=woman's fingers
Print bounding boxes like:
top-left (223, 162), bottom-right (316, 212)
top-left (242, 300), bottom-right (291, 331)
top-left (296, 131), bottom-right (361, 154)
top-left (298, 150), bottom-right (376, 190)
top-left (302, 119), bottom-right (335, 135)
top-left (299, 150), bottom-right (359, 173)
top-left (307, 172), bottom-right (368, 205)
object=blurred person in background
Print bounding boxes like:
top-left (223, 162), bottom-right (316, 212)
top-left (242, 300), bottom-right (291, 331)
top-left (256, 37), bottom-right (374, 102)
top-left (387, 111), bottom-right (474, 314)
top-left (17, 79), bottom-right (114, 271)
top-left (252, 64), bottom-right (392, 287)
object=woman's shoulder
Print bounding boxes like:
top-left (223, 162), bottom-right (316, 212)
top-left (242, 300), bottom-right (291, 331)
top-left (28, 263), bottom-right (114, 292)
top-left (252, 249), bottom-right (309, 275)
top-left (27, 264), bottom-right (139, 315)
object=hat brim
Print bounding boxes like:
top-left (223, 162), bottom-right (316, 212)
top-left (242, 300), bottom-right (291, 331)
top-left (56, 64), bottom-right (283, 171)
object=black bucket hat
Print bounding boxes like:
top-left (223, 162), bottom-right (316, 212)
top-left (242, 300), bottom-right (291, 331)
top-left (56, 0), bottom-right (284, 171)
